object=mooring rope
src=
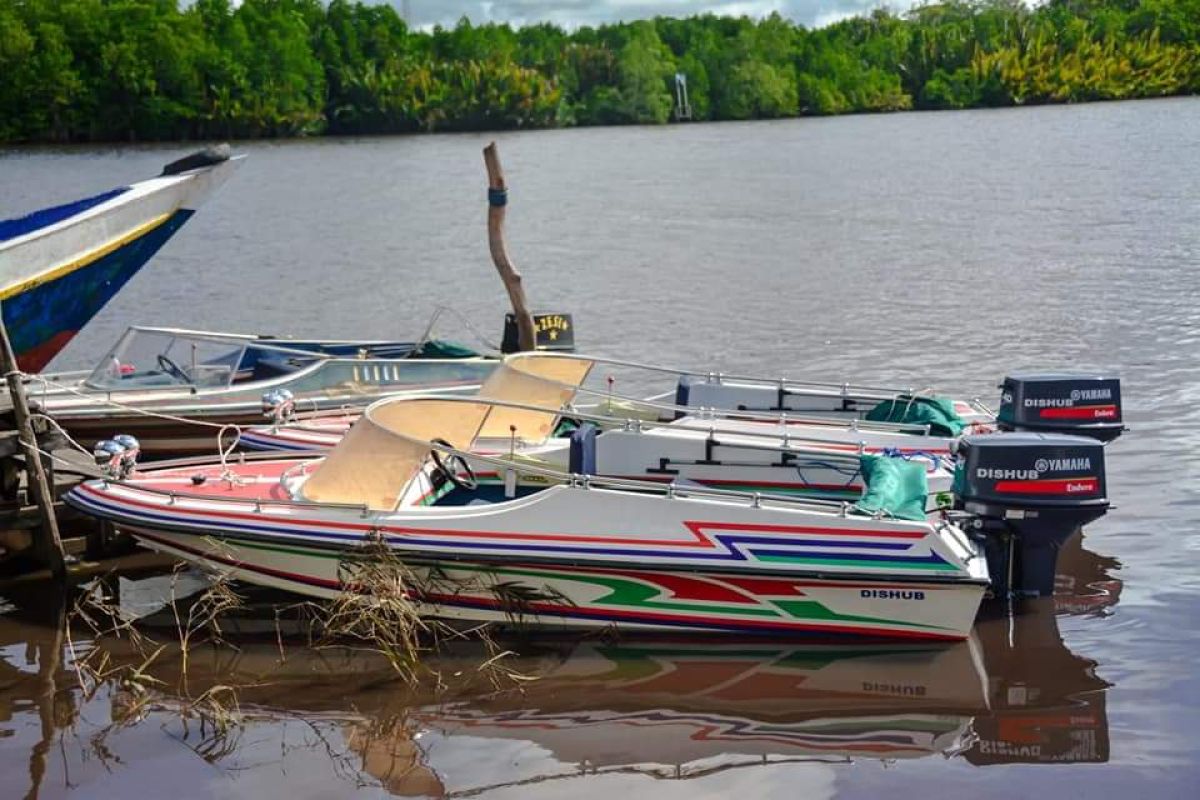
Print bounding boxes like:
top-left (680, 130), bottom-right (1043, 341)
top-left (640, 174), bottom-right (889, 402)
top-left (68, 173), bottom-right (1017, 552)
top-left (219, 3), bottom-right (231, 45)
top-left (21, 371), bottom-right (244, 463)
top-left (22, 372), bottom-right (235, 430)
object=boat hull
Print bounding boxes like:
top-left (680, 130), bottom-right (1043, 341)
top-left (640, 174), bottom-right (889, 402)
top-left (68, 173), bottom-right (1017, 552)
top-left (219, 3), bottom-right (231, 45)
top-left (3, 211), bottom-right (194, 372)
top-left (48, 408), bottom-right (265, 458)
top-left (116, 524), bottom-right (983, 640)
top-left (0, 156), bottom-right (238, 372)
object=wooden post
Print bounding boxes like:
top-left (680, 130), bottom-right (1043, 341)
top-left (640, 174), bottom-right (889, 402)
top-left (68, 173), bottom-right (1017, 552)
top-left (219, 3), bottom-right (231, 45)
top-left (483, 142), bottom-right (536, 352)
top-left (0, 306), bottom-right (66, 580)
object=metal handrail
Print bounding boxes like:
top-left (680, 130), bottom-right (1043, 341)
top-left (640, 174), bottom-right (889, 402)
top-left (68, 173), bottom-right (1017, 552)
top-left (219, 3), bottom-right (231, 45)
top-left (567, 384), bottom-right (936, 436)
top-left (545, 404), bottom-right (931, 460)
top-left (355, 394), bottom-right (932, 517)
top-left (95, 442), bottom-right (855, 518)
top-left (507, 350), bottom-right (924, 396)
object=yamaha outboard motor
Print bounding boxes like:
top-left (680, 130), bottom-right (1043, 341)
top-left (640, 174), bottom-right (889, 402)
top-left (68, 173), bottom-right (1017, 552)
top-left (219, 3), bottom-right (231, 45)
top-left (501, 312), bottom-right (575, 353)
top-left (955, 432), bottom-right (1109, 598)
top-left (997, 373), bottom-right (1124, 442)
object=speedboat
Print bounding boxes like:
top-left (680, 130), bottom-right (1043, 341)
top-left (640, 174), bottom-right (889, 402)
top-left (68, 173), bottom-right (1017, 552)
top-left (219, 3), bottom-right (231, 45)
top-left (27, 312), bottom-right (582, 457)
top-left (242, 351), bottom-right (1125, 455)
top-left (244, 354), bottom-right (960, 514)
top-left (0, 147), bottom-right (239, 372)
top-left (25, 325), bottom-right (495, 455)
top-left (67, 391), bottom-right (1112, 636)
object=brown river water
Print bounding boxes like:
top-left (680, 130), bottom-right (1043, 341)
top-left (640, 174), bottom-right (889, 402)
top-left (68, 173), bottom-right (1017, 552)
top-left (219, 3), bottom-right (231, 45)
top-left (1, 97), bottom-right (1199, 797)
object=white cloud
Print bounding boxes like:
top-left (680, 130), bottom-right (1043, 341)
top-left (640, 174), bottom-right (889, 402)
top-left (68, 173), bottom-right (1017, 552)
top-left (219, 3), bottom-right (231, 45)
top-left (387, 0), bottom-right (903, 29)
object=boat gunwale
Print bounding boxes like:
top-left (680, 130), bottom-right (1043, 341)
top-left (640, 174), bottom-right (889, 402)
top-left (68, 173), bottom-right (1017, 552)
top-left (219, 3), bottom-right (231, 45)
top-left (497, 354), bottom-right (947, 436)
top-left (66, 486), bottom-right (990, 588)
top-left (27, 353), bottom-right (493, 414)
top-left (507, 351), bottom-right (989, 413)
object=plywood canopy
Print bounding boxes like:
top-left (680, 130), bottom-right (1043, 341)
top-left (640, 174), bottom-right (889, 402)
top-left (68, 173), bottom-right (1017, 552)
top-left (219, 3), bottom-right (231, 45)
top-left (302, 355), bottom-right (595, 512)
top-left (302, 398), bottom-right (492, 511)
top-left (475, 354), bottom-right (594, 441)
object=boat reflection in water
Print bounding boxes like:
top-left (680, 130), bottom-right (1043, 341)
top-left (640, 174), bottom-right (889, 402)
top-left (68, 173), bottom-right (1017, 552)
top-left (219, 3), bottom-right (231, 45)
top-left (0, 533), bottom-right (1119, 797)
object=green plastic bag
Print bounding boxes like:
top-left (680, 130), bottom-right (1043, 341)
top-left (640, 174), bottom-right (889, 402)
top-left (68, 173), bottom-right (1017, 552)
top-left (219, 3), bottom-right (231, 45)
top-left (864, 395), bottom-right (965, 437)
top-left (852, 454), bottom-right (929, 522)
top-left (412, 339), bottom-right (481, 359)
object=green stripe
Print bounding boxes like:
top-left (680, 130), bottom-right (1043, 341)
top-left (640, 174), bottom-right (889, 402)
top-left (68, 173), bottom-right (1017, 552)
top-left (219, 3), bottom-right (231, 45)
top-left (756, 553), bottom-right (958, 571)
top-left (771, 599), bottom-right (951, 631)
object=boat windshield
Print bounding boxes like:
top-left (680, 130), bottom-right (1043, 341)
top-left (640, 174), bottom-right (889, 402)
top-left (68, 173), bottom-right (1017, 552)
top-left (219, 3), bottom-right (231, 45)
top-left (84, 329), bottom-right (246, 390)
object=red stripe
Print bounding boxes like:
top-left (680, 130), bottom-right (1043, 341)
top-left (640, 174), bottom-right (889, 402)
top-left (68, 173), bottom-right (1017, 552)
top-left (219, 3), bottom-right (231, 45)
top-left (687, 520), bottom-right (926, 539)
top-left (1038, 405), bottom-right (1117, 420)
top-left (993, 477), bottom-right (1099, 494)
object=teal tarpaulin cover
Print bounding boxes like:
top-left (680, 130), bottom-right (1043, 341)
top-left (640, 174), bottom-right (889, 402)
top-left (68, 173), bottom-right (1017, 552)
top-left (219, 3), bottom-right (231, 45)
top-left (412, 340), bottom-right (481, 359)
top-left (852, 454), bottom-right (929, 522)
top-left (864, 395), bottom-right (966, 437)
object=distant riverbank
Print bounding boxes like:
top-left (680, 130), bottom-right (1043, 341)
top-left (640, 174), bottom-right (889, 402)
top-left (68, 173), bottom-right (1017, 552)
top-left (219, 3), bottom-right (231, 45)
top-left (1, 0), bottom-right (1197, 145)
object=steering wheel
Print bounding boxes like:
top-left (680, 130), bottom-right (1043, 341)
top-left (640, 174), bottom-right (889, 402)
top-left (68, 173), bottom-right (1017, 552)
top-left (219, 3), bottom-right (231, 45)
top-left (157, 354), bottom-right (190, 383)
top-left (430, 438), bottom-right (478, 490)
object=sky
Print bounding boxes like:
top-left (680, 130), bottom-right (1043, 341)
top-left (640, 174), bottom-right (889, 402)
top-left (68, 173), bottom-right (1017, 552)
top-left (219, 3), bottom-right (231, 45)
top-left (386, 1), bottom-right (895, 30)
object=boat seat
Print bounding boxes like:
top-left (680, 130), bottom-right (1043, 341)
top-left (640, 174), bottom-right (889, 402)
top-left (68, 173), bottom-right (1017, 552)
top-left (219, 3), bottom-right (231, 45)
top-left (674, 375), bottom-right (697, 419)
top-left (568, 423), bottom-right (598, 475)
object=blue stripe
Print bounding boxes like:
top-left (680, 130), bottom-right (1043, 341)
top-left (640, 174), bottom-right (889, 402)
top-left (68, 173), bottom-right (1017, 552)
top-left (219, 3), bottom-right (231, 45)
top-left (0, 187), bottom-right (129, 242)
top-left (238, 435), bottom-right (320, 452)
top-left (5, 209), bottom-right (194, 371)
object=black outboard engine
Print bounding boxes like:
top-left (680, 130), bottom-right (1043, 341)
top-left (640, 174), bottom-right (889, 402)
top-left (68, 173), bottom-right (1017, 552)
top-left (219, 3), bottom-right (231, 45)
top-left (997, 373), bottom-right (1123, 442)
top-left (956, 432), bottom-right (1109, 598)
top-left (501, 312), bottom-right (575, 354)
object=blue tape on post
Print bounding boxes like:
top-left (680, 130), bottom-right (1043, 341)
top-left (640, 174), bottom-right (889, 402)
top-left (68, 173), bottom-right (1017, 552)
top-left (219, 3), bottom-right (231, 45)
top-left (488, 187), bottom-right (508, 207)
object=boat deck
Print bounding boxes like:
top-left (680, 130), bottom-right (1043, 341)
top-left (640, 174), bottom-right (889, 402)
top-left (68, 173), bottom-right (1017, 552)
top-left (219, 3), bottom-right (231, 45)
top-left (125, 458), bottom-right (313, 504)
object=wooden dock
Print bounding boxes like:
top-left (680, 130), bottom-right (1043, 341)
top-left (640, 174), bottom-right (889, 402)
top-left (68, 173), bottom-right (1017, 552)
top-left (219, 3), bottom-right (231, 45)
top-left (0, 385), bottom-right (131, 578)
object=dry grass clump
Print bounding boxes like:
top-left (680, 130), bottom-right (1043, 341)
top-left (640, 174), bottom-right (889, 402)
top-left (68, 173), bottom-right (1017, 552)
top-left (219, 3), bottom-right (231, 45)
top-left (59, 544), bottom-right (541, 773)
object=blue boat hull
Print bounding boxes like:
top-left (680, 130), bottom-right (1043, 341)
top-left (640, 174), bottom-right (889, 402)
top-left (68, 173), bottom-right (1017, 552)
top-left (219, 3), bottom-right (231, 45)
top-left (2, 210), bottom-right (193, 372)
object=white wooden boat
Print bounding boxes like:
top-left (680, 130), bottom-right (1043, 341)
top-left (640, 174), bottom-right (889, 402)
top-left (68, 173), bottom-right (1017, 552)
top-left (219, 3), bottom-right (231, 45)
top-left (0, 147), bottom-right (239, 372)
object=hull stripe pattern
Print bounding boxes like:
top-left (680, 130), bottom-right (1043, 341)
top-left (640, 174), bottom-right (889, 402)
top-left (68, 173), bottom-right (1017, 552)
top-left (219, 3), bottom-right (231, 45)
top-left (70, 484), bottom-right (959, 572)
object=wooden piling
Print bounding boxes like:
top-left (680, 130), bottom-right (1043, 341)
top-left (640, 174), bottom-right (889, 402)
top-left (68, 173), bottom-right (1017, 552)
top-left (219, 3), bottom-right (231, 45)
top-left (483, 142), bottom-right (536, 352)
top-left (0, 306), bottom-right (66, 580)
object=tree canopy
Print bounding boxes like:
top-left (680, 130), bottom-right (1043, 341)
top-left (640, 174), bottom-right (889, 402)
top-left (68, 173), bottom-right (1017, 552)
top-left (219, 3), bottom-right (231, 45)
top-left (0, 0), bottom-right (1196, 142)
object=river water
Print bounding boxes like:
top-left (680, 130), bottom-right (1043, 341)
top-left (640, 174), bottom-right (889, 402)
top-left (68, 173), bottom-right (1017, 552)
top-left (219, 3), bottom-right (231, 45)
top-left (1, 97), bottom-right (1199, 798)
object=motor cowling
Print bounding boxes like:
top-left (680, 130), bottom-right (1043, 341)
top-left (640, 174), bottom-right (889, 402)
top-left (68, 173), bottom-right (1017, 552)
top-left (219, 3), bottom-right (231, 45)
top-left (997, 373), bottom-right (1123, 442)
top-left (501, 312), bottom-right (575, 354)
top-left (954, 432), bottom-right (1109, 598)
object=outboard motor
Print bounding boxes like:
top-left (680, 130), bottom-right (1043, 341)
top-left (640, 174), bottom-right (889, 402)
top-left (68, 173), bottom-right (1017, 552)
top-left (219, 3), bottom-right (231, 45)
top-left (997, 373), bottom-right (1123, 442)
top-left (501, 312), bottom-right (575, 353)
top-left (93, 434), bottom-right (140, 479)
top-left (955, 432), bottom-right (1109, 598)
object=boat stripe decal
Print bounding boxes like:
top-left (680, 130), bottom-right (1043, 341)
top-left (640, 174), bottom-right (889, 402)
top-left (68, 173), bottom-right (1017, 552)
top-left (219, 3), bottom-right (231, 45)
top-left (73, 485), bottom-right (953, 572)
top-left (76, 482), bottom-right (929, 542)
top-left (127, 529), bottom-right (963, 641)
top-left (0, 212), bottom-right (172, 299)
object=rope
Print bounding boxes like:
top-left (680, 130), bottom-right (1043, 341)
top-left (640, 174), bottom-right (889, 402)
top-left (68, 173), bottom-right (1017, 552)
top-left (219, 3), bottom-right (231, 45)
top-left (27, 413), bottom-right (95, 459)
top-left (216, 424), bottom-right (245, 485)
top-left (22, 372), bottom-right (235, 430)
top-left (27, 444), bottom-right (106, 479)
top-left (22, 372), bottom-right (247, 468)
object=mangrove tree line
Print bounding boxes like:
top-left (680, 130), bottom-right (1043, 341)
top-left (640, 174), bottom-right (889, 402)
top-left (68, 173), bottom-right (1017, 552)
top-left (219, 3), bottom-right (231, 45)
top-left (0, 0), bottom-right (1197, 142)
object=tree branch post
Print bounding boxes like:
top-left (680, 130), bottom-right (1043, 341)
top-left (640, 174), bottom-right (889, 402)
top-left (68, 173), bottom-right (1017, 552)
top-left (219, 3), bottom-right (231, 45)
top-left (483, 142), bottom-right (536, 352)
top-left (0, 306), bottom-right (65, 580)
